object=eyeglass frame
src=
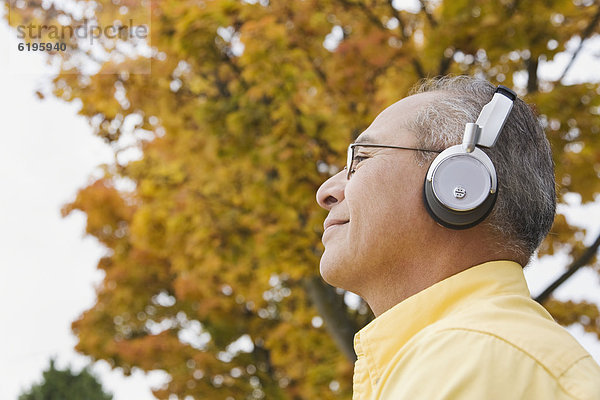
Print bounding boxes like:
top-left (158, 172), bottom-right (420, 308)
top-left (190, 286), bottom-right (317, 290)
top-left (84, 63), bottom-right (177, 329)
top-left (345, 143), bottom-right (442, 180)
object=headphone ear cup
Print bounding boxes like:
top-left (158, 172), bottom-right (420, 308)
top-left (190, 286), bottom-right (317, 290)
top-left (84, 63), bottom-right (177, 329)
top-left (424, 177), bottom-right (497, 229)
top-left (423, 146), bottom-right (498, 229)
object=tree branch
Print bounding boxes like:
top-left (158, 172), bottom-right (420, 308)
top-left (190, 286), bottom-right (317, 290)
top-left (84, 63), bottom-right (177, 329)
top-left (534, 231), bottom-right (600, 304)
top-left (526, 56), bottom-right (539, 93)
top-left (338, 0), bottom-right (388, 31)
top-left (418, 0), bottom-right (437, 28)
top-left (303, 275), bottom-right (359, 362)
top-left (558, 6), bottom-right (600, 82)
top-left (385, 0), bottom-right (426, 78)
top-left (337, 0), bottom-right (427, 78)
top-left (438, 54), bottom-right (452, 76)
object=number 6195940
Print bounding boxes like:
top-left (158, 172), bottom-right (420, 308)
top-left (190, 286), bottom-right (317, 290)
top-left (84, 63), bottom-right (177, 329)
top-left (17, 42), bottom-right (67, 51)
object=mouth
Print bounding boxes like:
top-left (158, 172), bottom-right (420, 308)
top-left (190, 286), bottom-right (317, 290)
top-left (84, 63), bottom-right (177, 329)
top-left (323, 220), bottom-right (349, 232)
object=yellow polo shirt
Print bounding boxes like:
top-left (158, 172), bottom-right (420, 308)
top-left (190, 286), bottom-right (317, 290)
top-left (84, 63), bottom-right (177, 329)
top-left (353, 260), bottom-right (600, 399)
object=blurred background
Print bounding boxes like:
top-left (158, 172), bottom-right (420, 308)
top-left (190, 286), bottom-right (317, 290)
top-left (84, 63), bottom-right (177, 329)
top-left (1, 0), bottom-right (600, 399)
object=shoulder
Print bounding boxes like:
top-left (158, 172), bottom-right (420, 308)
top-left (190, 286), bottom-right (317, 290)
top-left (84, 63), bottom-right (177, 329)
top-left (377, 303), bottom-right (600, 400)
top-left (431, 295), bottom-right (595, 380)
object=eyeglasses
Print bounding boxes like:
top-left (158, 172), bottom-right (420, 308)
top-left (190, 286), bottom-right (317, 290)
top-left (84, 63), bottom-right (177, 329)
top-left (345, 143), bottom-right (442, 180)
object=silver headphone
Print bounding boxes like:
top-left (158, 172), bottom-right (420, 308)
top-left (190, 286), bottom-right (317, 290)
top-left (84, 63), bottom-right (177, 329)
top-left (423, 86), bottom-right (517, 229)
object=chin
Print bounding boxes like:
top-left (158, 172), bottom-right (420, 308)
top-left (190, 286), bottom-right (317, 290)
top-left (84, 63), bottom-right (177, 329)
top-left (319, 250), bottom-right (355, 291)
top-left (318, 253), bottom-right (338, 285)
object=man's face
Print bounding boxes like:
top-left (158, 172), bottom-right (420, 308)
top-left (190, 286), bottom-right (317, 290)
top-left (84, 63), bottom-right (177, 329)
top-left (316, 93), bottom-right (439, 294)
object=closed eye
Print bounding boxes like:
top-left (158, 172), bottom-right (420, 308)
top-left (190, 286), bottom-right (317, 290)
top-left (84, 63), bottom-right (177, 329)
top-left (349, 155), bottom-right (370, 175)
top-left (354, 155), bottom-right (369, 164)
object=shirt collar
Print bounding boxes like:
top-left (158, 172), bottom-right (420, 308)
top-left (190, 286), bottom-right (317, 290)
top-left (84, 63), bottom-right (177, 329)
top-left (353, 260), bottom-right (530, 382)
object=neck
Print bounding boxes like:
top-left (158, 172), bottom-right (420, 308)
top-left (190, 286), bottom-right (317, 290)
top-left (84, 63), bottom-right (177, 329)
top-left (361, 230), bottom-right (518, 317)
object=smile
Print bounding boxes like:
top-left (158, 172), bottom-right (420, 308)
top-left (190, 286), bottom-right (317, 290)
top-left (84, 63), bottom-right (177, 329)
top-left (324, 221), bottom-right (349, 233)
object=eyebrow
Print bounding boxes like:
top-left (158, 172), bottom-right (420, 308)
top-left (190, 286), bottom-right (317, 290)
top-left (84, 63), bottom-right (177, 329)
top-left (353, 135), bottom-right (375, 144)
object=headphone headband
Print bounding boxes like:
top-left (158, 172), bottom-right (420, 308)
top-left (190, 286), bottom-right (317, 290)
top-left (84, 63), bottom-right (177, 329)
top-left (475, 85), bottom-right (516, 148)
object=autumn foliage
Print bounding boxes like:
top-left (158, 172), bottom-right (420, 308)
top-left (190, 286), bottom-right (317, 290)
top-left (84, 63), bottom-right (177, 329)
top-left (5, 0), bottom-right (600, 398)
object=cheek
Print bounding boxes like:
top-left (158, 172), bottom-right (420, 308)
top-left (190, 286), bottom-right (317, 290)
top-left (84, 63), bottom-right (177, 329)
top-left (345, 172), bottom-right (398, 241)
top-left (381, 162), bottom-right (426, 212)
top-left (346, 164), bottom-right (426, 238)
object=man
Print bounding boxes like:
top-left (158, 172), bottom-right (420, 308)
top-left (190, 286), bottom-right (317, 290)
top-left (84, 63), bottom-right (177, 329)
top-left (316, 76), bottom-right (600, 399)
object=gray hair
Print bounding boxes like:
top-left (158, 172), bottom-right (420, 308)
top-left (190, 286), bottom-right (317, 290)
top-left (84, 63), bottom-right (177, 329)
top-left (407, 76), bottom-right (556, 262)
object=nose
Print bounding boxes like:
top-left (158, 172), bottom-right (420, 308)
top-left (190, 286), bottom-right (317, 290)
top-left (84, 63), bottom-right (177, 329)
top-left (316, 169), bottom-right (346, 210)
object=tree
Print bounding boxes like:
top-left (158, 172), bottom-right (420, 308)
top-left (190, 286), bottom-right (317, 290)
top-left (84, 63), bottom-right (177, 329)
top-left (19, 359), bottom-right (112, 400)
top-left (5, 0), bottom-right (600, 398)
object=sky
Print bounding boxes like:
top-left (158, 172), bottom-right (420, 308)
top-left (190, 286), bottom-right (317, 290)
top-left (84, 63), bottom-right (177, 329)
top-left (0, 12), bottom-right (167, 400)
top-left (1, 2), bottom-right (600, 400)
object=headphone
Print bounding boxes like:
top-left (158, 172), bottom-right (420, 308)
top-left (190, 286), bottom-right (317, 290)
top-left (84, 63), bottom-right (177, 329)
top-left (423, 85), bottom-right (517, 230)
